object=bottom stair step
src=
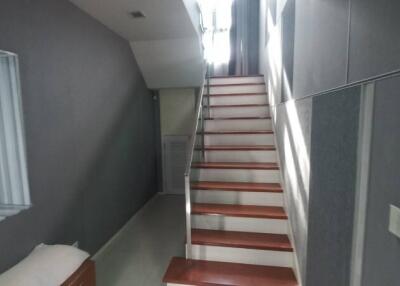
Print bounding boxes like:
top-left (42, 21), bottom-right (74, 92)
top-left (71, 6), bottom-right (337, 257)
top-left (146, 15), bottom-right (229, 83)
top-left (163, 257), bottom-right (298, 286)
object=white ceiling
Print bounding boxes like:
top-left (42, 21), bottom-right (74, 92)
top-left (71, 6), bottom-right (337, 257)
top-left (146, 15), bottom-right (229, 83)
top-left (70, 0), bottom-right (197, 41)
top-left (70, 0), bottom-right (203, 88)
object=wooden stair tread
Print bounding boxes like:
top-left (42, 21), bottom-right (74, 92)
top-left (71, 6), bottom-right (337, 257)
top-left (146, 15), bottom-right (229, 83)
top-left (207, 92), bottom-right (267, 97)
top-left (163, 257), bottom-right (297, 286)
top-left (191, 162), bottom-right (279, 170)
top-left (205, 117), bottom-right (271, 120)
top-left (190, 181), bottom-right (282, 193)
top-left (196, 145), bottom-right (276, 151)
top-left (210, 74), bottom-right (264, 78)
top-left (205, 104), bottom-right (269, 108)
top-left (206, 83), bottom-right (265, 87)
top-left (204, 116), bottom-right (271, 120)
top-left (199, 130), bottom-right (273, 135)
top-left (191, 229), bottom-right (293, 252)
top-left (192, 203), bottom-right (287, 219)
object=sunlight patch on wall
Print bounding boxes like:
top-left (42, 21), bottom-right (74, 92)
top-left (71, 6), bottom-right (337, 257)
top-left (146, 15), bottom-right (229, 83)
top-left (283, 126), bottom-right (308, 227)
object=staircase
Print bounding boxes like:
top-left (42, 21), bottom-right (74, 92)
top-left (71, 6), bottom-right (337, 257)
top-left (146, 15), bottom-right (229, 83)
top-left (163, 75), bottom-right (298, 286)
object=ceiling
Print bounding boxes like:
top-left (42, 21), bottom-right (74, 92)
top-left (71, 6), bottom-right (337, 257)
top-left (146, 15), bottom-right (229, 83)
top-left (70, 0), bottom-right (204, 88)
top-left (70, 0), bottom-right (197, 41)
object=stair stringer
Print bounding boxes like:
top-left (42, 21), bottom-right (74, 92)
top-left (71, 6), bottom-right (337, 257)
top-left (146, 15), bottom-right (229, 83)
top-left (267, 87), bottom-right (304, 286)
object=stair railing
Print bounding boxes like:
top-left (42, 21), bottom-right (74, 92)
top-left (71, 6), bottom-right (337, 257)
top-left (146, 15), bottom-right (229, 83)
top-left (184, 65), bottom-right (209, 259)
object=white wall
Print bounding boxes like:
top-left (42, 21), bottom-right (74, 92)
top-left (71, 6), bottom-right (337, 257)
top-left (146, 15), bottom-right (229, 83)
top-left (159, 88), bottom-right (196, 136)
top-left (131, 38), bottom-right (204, 89)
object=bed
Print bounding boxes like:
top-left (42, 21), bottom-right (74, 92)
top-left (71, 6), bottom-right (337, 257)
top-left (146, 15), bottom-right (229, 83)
top-left (0, 244), bottom-right (96, 286)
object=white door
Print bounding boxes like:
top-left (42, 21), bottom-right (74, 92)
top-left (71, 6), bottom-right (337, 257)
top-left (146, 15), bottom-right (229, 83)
top-left (162, 135), bottom-right (189, 194)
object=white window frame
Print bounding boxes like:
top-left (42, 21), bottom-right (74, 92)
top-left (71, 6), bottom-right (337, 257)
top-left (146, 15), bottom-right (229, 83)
top-left (0, 50), bottom-right (31, 221)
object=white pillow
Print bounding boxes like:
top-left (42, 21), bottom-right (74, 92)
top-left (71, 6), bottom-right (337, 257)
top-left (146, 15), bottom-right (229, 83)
top-left (0, 244), bottom-right (90, 286)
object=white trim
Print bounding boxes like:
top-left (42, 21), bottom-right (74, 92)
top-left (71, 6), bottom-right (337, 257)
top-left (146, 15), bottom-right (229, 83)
top-left (191, 189), bottom-right (284, 206)
top-left (193, 168), bottom-right (281, 183)
top-left (192, 214), bottom-right (288, 234)
top-left (350, 82), bottom-right (375, 286)
top-left (190, 244), bottom-right (293, 267)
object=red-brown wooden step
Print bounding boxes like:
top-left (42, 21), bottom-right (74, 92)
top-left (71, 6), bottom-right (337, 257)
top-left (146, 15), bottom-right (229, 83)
top-left (207, 92), bottom-right (268, 97)
top-left (198, 130), bottom-right (273, 135)
top-left (163, 257), bottom-right (298, 286)
top-left (204, 116), bottom-right (271, 120)
top-left (195, 145), bottom-right (276, 151)
top-left (192, 203), bottom-right (287, 219)
top-left (205, 104), bottom-right (269, 108)
top-left (190, 181), bottom-right (282, 193)
top-left (210, 74), bottom-right (264, 78)
top-left (191, 229), bottom-right (293, 252)
top-left (206, 82), bottom-right (265, 87)
top-left (191, 162), bottom-right (279, 170)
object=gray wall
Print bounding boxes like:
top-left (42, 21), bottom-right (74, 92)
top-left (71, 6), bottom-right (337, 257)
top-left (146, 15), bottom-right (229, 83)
top-left (361, 77), bottom-right (400, 286)
top-left (0, 0), bottom-right (157, 272)
top-left (348, 0), bottom-right (400, 81)
top-left (260, 0), bottom-right (400, 285)
top-left (292, 0), bottom-right (349, 98)
top-left (306, 89), bottom-right (360, 286)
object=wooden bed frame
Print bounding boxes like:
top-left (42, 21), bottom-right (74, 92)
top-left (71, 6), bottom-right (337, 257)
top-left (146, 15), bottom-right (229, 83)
top-left (61, 259), bottom-right (96, 286)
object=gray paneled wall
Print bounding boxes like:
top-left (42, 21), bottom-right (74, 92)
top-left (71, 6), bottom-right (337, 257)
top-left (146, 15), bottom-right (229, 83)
top-left (260, 0), bottom-right (400, 285)
top-left (292, 0), bottom-right (350, 98)
top-left (306, 88), bottom-right (361, 286)
top-left (0, 0), bottom-right (157, 272)
top-left (361, 76), bottom-right (400, 286)
top-left (348, 0), bottom-right (400, 81)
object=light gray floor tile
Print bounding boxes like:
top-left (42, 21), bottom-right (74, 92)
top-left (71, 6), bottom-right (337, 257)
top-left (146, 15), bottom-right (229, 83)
top-left (94, 194), bottom-right (185, 286)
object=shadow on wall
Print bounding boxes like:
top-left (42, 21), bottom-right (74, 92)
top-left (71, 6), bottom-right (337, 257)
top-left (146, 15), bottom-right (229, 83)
top-left (78, 84), bottom-right (157, 254)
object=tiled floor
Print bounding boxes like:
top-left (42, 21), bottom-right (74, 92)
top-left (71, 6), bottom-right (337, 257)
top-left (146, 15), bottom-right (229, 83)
top-left (94, 194), bottom-right (185, 286)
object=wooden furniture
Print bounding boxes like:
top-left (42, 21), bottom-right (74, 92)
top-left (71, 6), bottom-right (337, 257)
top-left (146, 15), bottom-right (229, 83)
top-left (62, 260), bottom-right (96, 286)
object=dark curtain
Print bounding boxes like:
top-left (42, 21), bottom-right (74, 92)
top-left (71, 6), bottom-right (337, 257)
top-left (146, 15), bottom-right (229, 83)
top-left (229, 0), bottom-right (260, 76)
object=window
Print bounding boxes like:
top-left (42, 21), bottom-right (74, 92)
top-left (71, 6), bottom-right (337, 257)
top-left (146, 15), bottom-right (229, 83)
top-left (0, 51), bottom-right (31, 221)
top-left (198, 0), bottom-right (233, 65)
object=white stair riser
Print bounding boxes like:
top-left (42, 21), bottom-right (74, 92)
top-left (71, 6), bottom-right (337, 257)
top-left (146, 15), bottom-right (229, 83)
top-left (192, 215), bottom-right (288, 234)
top-left (204, 119), bottom-right (272, 131)
top-left (209, 94), bottom-right (268, 105)
top-left (203, 133), bottom-right (275, 145)
top-left (191, 190), bottom-right (283, 206)
top-left (205, 85), bottom-right (266, 95)
top-left (210, 106), bottom-right (269, 117)
top-left (189, 245), bottom-right (293, 268)
top-left (209, 76), bottom-right (264, 85)
top-left (198, 150), bottom-right (277, 163)
top-left (192, 169), bottom-right (280, 183)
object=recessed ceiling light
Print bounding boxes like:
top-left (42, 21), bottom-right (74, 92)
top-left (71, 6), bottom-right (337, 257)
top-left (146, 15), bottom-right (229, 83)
top-left (130, 11), bottom-right (146, 19)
